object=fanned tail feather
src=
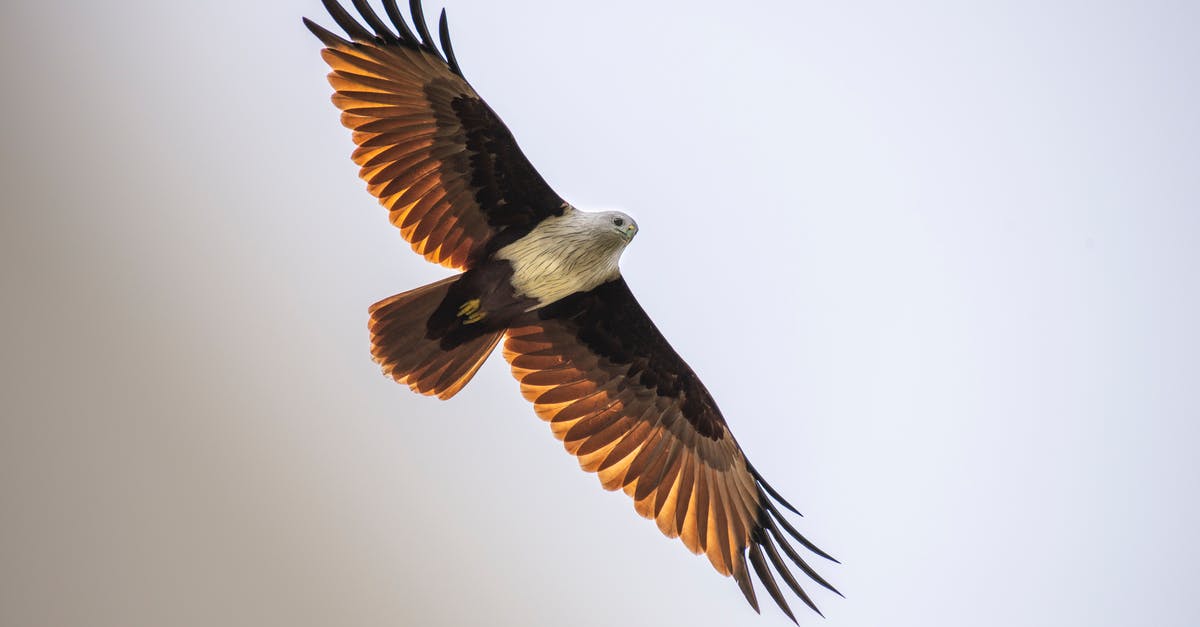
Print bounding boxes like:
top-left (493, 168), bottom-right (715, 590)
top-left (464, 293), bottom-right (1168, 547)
top-left (368, 276), bottom-right (502, 399)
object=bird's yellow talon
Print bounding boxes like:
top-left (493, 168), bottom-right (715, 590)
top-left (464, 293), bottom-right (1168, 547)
top-left (458, 299), bottom-right (486, 324)
top-left (457, 299), bottom-right (481, 317)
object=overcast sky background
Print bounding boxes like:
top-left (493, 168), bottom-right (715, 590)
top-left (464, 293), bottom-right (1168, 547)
top-left (3, 1), bottom-right (1198, 625)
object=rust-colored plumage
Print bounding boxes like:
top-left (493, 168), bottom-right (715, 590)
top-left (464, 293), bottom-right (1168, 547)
top-left (368, 276), bottom-right (503, 398)
top-left (306, 1), bottom-right (838, 621)
top-left (306, 1), bottom-right (564, 270)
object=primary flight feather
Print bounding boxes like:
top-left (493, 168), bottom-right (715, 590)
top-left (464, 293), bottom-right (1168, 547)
top-left (304, 0), bottom-right (839, 620)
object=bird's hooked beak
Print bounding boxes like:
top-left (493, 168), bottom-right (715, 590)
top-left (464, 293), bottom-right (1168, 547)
top-left (621, 223), bottom-right (637, 241)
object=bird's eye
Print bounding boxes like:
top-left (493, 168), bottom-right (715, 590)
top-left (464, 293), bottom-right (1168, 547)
top-left (613, 217), bottom-right (624, 227)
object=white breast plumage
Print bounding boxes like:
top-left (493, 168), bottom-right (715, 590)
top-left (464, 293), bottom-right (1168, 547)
top-left (497, 209), bottom-right (627, 307)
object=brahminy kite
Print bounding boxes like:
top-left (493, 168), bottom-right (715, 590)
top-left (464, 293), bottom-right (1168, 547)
top-left (304, 0), bottom-right (840, 620)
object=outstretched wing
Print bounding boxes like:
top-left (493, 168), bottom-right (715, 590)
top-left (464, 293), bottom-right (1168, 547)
top-left (305, 0), bottom-right (567, 270)
top-left (503, 279), bottom-right (840, 622)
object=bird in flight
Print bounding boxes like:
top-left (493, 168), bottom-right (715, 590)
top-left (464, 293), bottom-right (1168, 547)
top-left (304, 0), bottom-right (839, 620)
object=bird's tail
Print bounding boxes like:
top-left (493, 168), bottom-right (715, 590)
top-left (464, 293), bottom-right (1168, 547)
top-left (368, 276), bottom-right (503, 400)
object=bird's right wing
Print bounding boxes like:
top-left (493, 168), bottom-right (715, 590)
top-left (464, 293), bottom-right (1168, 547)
top-left (305, 0), bottom-right (567, 270)
top-left (503, 278), bottom-right (840, 622)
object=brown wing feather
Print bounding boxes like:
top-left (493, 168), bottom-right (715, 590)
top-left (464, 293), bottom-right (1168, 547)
top-left (306, 2), bottom-right (566, 270)
top-left (500, 280), bottom-right (839, 619)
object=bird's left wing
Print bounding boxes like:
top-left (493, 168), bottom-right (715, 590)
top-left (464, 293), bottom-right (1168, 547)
top-left (305, 0), bottom-right (567, 270)
top-left (503, 278), bottom-right (839, 621)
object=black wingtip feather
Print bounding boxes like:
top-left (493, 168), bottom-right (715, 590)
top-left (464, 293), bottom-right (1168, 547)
top-left (763, 516), bottom-right (844, 598)
top-left (322, 0), bottom-right (374, 41)
top-left (438, 9), bottom-right (464, 77)
top-left (760, 529), bottom-right (826, 617)
top-left (309, 1), bottom-right (464, 77)
top-left (740, 460), bottom-right (841, 616)
top-left (351, 0), bottom-right (398, 42)
top-left (732, 558), bottom-right (761, 615)
top-left (303, 17), bottom-right (351, 47)
top-left (764, 499), bottom-right (839, 564)
top-left (747, 461), bottom-right (803, 516)
top-left (748, 544), bottom-right (797, 624)
top-left (382, 0), bottom-right (419, 44)
top-left (409, 0), bottom-right (437, 51)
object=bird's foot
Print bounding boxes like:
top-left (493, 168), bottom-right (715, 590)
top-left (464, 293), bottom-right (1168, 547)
top-left (457, 299), bottom-right (486, 324)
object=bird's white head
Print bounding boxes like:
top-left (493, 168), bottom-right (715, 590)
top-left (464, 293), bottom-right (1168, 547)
top-left (569, 208), bottom-right (638, 270)
top-left (588, 209), bottom-right (639, 246)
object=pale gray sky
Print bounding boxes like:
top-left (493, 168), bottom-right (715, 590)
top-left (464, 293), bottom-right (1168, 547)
top-left (3, 1), bottom-right (1198, 626)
